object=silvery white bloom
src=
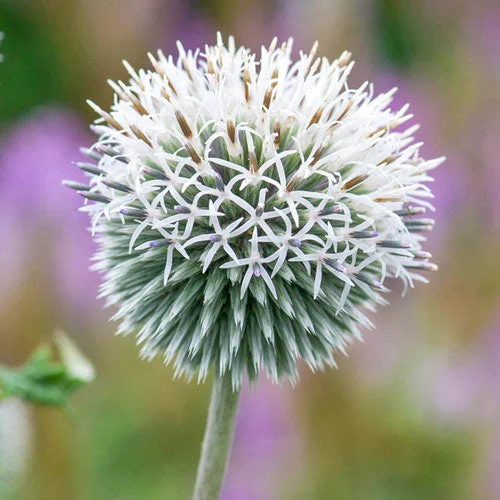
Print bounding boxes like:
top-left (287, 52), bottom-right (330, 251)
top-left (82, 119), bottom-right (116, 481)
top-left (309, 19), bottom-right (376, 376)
top-left (67, 34), bottom-right (443, 387)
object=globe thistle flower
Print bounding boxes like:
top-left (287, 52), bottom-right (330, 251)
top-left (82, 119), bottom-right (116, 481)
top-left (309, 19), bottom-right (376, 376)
top-left (67, 34), bottom-right (442, 389)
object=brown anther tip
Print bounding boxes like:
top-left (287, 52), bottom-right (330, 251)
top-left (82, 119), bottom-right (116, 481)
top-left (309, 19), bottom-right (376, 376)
top-left (88, 100), bottom-right (122, 131)
top-left (379, 155), bottom-right (397, 166)
top-left (207, 59), bottom-right (216, 75)
top-left (118, 81), bottom-right (148, 115)
top-left (336, 99), bottom-right (354, 123)
top-left (263, 88), bottom-right (273, 111)
top-left (122, 60), bottom-right (145, 90)
top-left (249, 150), bottom-right (258, 174)
top-left (108, 79), bottom-right (126, 100)
top-left (310, 41), bottom-right (319, 58)
top-left (342, 174), bottom-right (368, 191)
top-left (167, 79), bottom-right (178, 96)
top-left (286, 175), bottom-right (298, 192)
top-left (369, 118), bottom-right (406, 138)
top-left (146, 52), bottom-right (156, 66)
top-left (182, 58), bottom-right (193, 81)
top-left (337, 51), bottom-right (352, 68)
top-left (311, 57), bottom-right (321, 74)
top-left (311, 146), bottom-right (326, 166)
top-left (130, 125), bottom-right (152, 147)
top-left (160, 87), bottom-right (171, 102)
top-left (273, 121), bottom-right (281, 148)
top-left (132, 100), bottom-right (148, 116)
top-left (175, 110), bottom-right (193, 139)
top-left (87, 99), bottom-right (104, 117)
top-left (308, 107), bottom-right (323, 128)
top-left (243, 69), bottom-right (252, 103)
top-left (305, 57), bottom-right (321, 79)
top-left (227, 120), bottom-right (236, 144)
top-left (148, 53), bottom-right (165, 78)
top-left (374, 196), bottom-right (400, 203)
top-left (368, 125), bottom-right (387, 138)
top-left (271, 67), bottom-right (279, 85)
top-left (106, 115), bottom-right (123, 131)
top-left (185, 143), bottom-right (202, 164)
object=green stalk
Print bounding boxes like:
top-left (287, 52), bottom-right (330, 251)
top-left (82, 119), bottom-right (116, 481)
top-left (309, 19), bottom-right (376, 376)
top-left (193, 372), bottom-right (241, 500)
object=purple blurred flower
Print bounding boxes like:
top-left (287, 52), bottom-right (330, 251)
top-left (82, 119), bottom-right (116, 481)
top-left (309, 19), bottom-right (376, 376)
top-left (481, 116), bottom-right (500, 232)
top-left (422, 309), bottom-right (500, 498)
top-left (420, 309), bottom-right (500, 423)
top-left (421, 1), bottom-right (500, 69)
top-left (476, 310), bottom-right (500, 406)
top-left (172, 9), bottom-right (214, 51)
top-left (350, 297), bottom-right (421, 387)
top-left (221, 381), bottom-right (301, 499)
top-left (154, 1), bottom-right (215, 55)
top-left (0, 107), bottom-right (98, 317)
top-left (422, 354), bottom-right (484, 423)
top-left (467, 6), bottom-right (500, 68)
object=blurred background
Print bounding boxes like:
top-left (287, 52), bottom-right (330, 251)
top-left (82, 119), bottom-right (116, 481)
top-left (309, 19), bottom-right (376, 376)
top-left (0, 0), bottom-right (499, 498)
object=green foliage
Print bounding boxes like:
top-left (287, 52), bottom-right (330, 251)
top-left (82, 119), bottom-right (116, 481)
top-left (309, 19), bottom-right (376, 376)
top-left (0, 3), bottom-right (66, 122)
top-left (373, 0), bottom-right (429, 69)
top-left (0, 333), bottom-right (94, 407)
top-left (292, 376), bottom-right (476, 500)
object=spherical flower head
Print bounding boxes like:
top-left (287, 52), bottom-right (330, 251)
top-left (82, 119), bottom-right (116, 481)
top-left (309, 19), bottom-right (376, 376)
top-left (68, 34), bottom-right (443, 388)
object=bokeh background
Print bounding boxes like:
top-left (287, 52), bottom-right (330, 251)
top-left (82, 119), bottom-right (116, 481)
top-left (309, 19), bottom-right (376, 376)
top-left (0, 0), bottom-right (499, 498)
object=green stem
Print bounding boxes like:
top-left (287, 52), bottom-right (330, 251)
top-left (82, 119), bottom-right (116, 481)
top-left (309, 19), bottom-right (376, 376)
top-left (193, 372), bottom-right (241, 500)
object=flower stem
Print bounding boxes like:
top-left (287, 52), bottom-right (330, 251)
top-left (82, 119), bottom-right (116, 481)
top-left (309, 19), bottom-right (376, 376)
top-left (193, 372), bottom-right (240, 500)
